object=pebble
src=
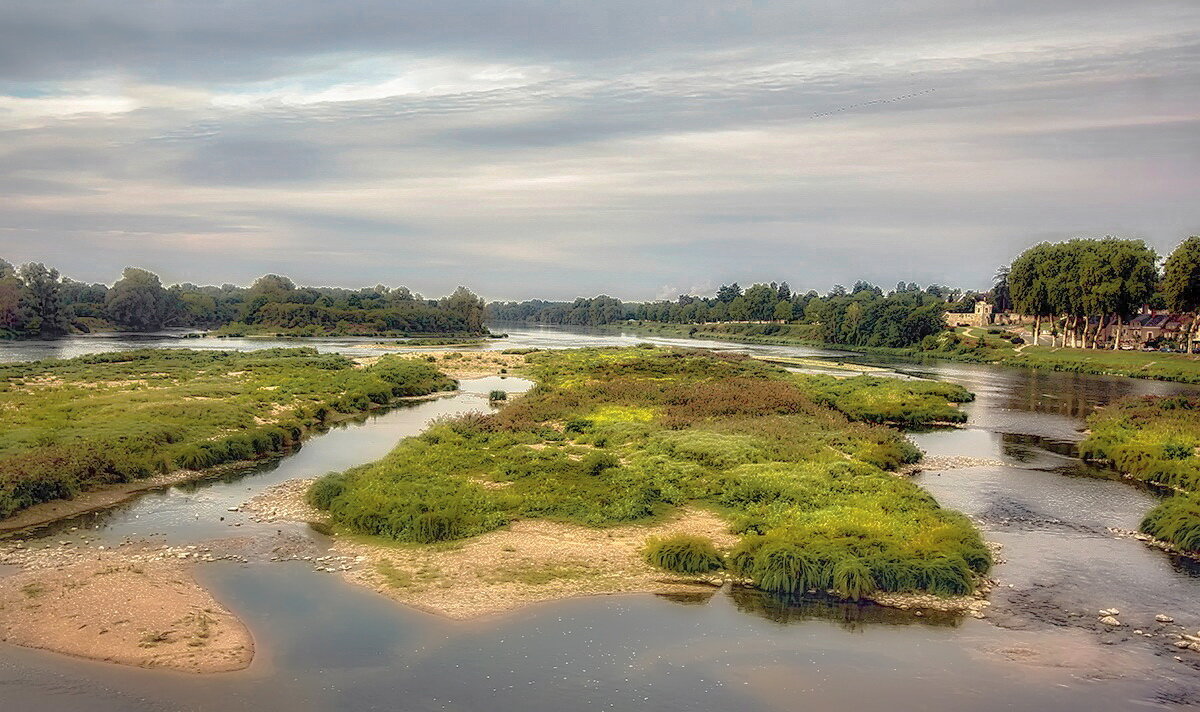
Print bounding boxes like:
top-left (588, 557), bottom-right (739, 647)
top-left (1156, 614), bottom-right (1175, 623)
top-left (1099, 616), bottom-right (1122, 627)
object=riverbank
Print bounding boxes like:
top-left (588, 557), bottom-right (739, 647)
top-left (600, 322), bottom-right (1200, 384)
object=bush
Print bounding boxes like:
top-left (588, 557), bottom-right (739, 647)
top-left (489, 390), bottom-right (508, 401)
top-left (308, 473), bottom-right (347, 510)
top-left (643, 534), bottom-right (725, 576)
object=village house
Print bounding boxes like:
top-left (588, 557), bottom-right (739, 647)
top-left (1115, 310), bottom-right (1195, 350)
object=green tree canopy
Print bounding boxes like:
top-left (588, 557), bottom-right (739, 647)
top-left (17, 262), bottom-right (72, 337)
top-left (106, 267), bottom-right (172, 331)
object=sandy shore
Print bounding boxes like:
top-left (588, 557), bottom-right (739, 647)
top-left (0, 555), bottom-right (252, 673)
top-left (243, 478), bottom-right (992, 619)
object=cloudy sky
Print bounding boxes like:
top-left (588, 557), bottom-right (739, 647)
top-left (1, 2), bottom-right (1197, 300)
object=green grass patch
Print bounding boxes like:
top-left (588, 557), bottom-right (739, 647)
top-left (0, 348), bottom-right (454, 519)
top-left (311, 347), bottom-right (989, 599)
top-left (1082, 395), bottom-right (1200, 553)
top-left (1081, 395), bottom-right (1200, 493)
top-left (796, 375), bottom-right (973, 426)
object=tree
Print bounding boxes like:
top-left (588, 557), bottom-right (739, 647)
top-left (106, 267), bottom-right (171, 331)
top-left (743, 283), bottom-right (778, 321)
top-left (1008, 244), bottom-right (1054, 345)
top-left (773, 300), bottom-right (792, 322)
top-left (728, 295), bottom-right (749, 321)
top-left (17, 263), bottom-right (72, 337)
top-left (0, 258), bottom-right (14, 278)
top-left (249, 274), bottom-right (296, 301)
top-left (0, 273), bottom-right (21, 332)
top-left (716, 283), bottom-right (742, 304)
top-left (441, 286), bottom-right (486, 332)
top-left (777, 282), bottom-right (791, 302)
top-left (992, 266), bottom-right (1012, 313)
top-left (1163, 236), bottom-right (1200, 353)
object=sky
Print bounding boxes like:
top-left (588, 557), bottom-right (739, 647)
top-left (0, 1), bottom-right (1198, 301)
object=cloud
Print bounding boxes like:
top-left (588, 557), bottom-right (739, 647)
top-left (0, 1), bottom-right (1197, 299)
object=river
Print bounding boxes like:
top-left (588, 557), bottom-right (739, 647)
top-left (1, 326), bottom-right (1198, 710)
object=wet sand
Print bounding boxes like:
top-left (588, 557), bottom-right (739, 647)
top-left (0, 556), bottom-right (252, 673)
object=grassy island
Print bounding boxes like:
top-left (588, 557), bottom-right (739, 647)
top-left (1082, 396), bottom-right (1200, 552)
top-left (0, 348), bottom-right (453, 520)
top-left (311, 347), bottom-right (989, 600)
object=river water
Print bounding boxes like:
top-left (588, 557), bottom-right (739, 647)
top-left (2, 326), bottom-right (1199, 710)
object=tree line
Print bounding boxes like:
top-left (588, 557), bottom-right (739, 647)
top-left (0, 259), bottom-right (486, 339)
top-left (489, 281), bottom-right (978, 348)
top-left (1004, 236), bottom-right (1200, 352)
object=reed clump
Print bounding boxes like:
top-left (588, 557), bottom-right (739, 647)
top-left (643, 534), bottom-right (725, 576)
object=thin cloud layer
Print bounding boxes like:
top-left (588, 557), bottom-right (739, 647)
top-left (0, 1), bottom-right (1197, 298)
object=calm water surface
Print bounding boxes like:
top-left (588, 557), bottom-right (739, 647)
top-left (2, 327), bottom-right (1199, 710)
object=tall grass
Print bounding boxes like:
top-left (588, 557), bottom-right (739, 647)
top-left (0, 348), bottom-right (453, 518)
top-left (1142, 494), bottom-right (1200, 552)
top-left (312, 347), bottom-right (989, 598)
top-left (643, 534), bottom-right (725, 576)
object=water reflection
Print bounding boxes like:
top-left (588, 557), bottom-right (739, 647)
top-left (726, 587), bottom-right (961, 629)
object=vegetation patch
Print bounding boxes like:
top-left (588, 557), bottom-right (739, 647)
top-left (643, 534), bottom-right (725, 576)
top-left (1082, 395), bottom-right (1200, 553)
top-left (310, 347), bottom-right (989, 600)
top-left (796, 375), bottom-right (973, 426)
top-left (0, 348), bottom-right (454, 519)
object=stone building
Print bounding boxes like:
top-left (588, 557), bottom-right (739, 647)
top-left (945, 301), bottom-right (994, 328)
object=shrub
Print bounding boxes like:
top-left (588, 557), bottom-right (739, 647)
top-left (308, 473), bottom-right (347, 510)
top-left (643, 534), bottom-right (725, 576)
top-left (489, 390), bottom-right (508, 401)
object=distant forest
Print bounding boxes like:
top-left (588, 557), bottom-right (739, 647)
top-left (0, 259), bottom-right (486, 339)
top-left (488, 281), bottom-right (981, 349)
